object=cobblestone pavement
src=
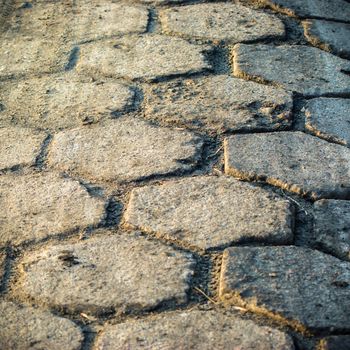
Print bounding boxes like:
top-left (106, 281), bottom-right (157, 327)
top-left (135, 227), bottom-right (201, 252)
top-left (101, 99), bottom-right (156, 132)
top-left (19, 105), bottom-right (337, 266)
top-left (0, 0), bottom-right (350, 349)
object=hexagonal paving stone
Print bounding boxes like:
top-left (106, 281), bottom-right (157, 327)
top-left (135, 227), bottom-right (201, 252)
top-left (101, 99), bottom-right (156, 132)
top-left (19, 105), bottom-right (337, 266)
top-left (48, 118), bottom-right (203, 183)
top-left (313, 200), bottom-right (350, 261)
top-left (144, 75), bottom-right (293, 132)
top-left (0, 127), bottom-right (46, 170)
top-left (304, 98), bottom-right (350, 146)
top-left (3, 2), bottom-right (69, 38)
top-left (95, 309), bottom-right (294, 350)
top-left (0, 74), bottom-right (135, 130)
top-left (303, 20), bottom-right (350, 58)
top-left (124, 176), bottom-right (294, 251)
top-left (0, 172), bottom-right (106, 246)
top-left (258, 0), bottom-right (350, 22)
top-left (0, 301), bottom-right (83, 350)
top-left (219, 246), bottom-right (350, 332)
top-left (6, 2), bottom-right (149, 42)
top-left (160, 3), bottom-right (285, 43)
top-left (0, 36), bottom-right (70, 79)
top-left (72, 3), bottom-right (148, 42)
top-left (232, 44), bottom-right (350, 96)
top-left (224, 131), bottom-right (350, 200)
top-left (76, 35), bottom-right (210, 81)
top-left (16, 232), bottom-right (194, 314)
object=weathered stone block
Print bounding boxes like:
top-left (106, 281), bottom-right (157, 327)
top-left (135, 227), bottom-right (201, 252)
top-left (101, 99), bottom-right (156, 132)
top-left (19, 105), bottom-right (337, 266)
top-left (160, 3), bottom-right (285, 43)
top-left (124, 176), bottom-right (294, 251)
top-left (0, 74), bottom-right (135, 130)
top-left (16, 232), bottom-right (194, 314)
top-left (76, 35), bottom-right (210, 81)
top-left (48, 118), bottom-right (203, 182)
top-left (144, 76), bottom-right (293, 132)
top-left (0, 127), bottom-right (46, 170)
top-left (313, 199), bottom-right (350, 261)
top-left (0, 301), bottom-right (83, 350)
top-left (232, 44), bottom-right (350, 96)
top-left (305, 98), bottom-right (350, 146)
top-left (303, 20), bottom-right (350, 58)
top-left (0, 172), bottom-right (106, 245)
top-left (225, 131), bottom-right (350, 200)
top-left (95, 309), bottom-right (294, 349)
top-left (259, 0), bottom-right (350, 22)
top-left (219, 246), bottom-right (350, 331)
top-left (0, 37), bottom-right (69, 79)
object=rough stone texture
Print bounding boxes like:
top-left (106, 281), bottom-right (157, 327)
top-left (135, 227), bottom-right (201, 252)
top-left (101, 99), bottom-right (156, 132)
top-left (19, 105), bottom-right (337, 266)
top-left (219, 246), bottom-right (350, 331)
top-left (318, 336), bottom-right (350, 350)
top-left (5, 2), bottom-right (149, 42)
top-left (124, 176), bottom-right (294, 251)
top-left (95, 309), bottom-right (295, 350)
top-left (2, 0), bottom-right (350, 345)
top-left (260, 0), bottom-right (350, 22)
top-left (48, 118), bottom-right (203, 183)
top-left (67, 3), bottom-right (149, 43)
top-left (0, 252), bottom-right (5, 289)
top-left (3, 2), bottom-right (70, 38)
top-left (0, 1), bottom-right (12, 33)
top-left (305, 98), bottom-right (350, 146)
top-left (0, 173), bottom-right (106, 246)
top-left (232, 44), bottom-right (350, 96)
top-left (313, 200), bottom-right (350, 261)
top-left (16, 232), bottom-right (194, 314)
top-left (144, 75), bottom-right (293, 132)
top-left (0, 127), bottom-right (46, 170)
top-left (224, 131), bottom-right (350, 200)
top-left (0, 36), bottom-right (69, 79)
top-left (139, 0), bottom-right (184, 4)
top-left (0, 301), bottom-right (83, 350)
top-left (160, 3), bottom-right (285, 43)
top-left (0, 74), bottom-right (135, 130)
top-left (76, 35), bottom-right (211, 81)
top-left (303, 20), bottom-right (350, 58)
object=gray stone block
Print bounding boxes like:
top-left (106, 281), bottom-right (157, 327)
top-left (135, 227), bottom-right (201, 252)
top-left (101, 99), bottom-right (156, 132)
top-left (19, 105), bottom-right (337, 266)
top-left (124, 176), bottom-right (294, 251)
top-left (48, 118), bottom-right (203, 183)
top-left (219, 246), bottom-right (350, 331)
top-left (16, 232), bottom-right (194, 314)
top-left (225, 131), bottom-right (350, 200)
top-left (232, 44), bottom-right (350, 96)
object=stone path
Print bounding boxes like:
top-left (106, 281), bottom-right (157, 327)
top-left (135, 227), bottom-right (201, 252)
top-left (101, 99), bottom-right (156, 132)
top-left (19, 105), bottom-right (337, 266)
top-left (0, 0), bottom-right (349, 349)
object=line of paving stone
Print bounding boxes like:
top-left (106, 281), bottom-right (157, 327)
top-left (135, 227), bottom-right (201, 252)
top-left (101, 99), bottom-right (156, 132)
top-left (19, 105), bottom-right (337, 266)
top-left (1, 0), bottom-right (350, 349)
